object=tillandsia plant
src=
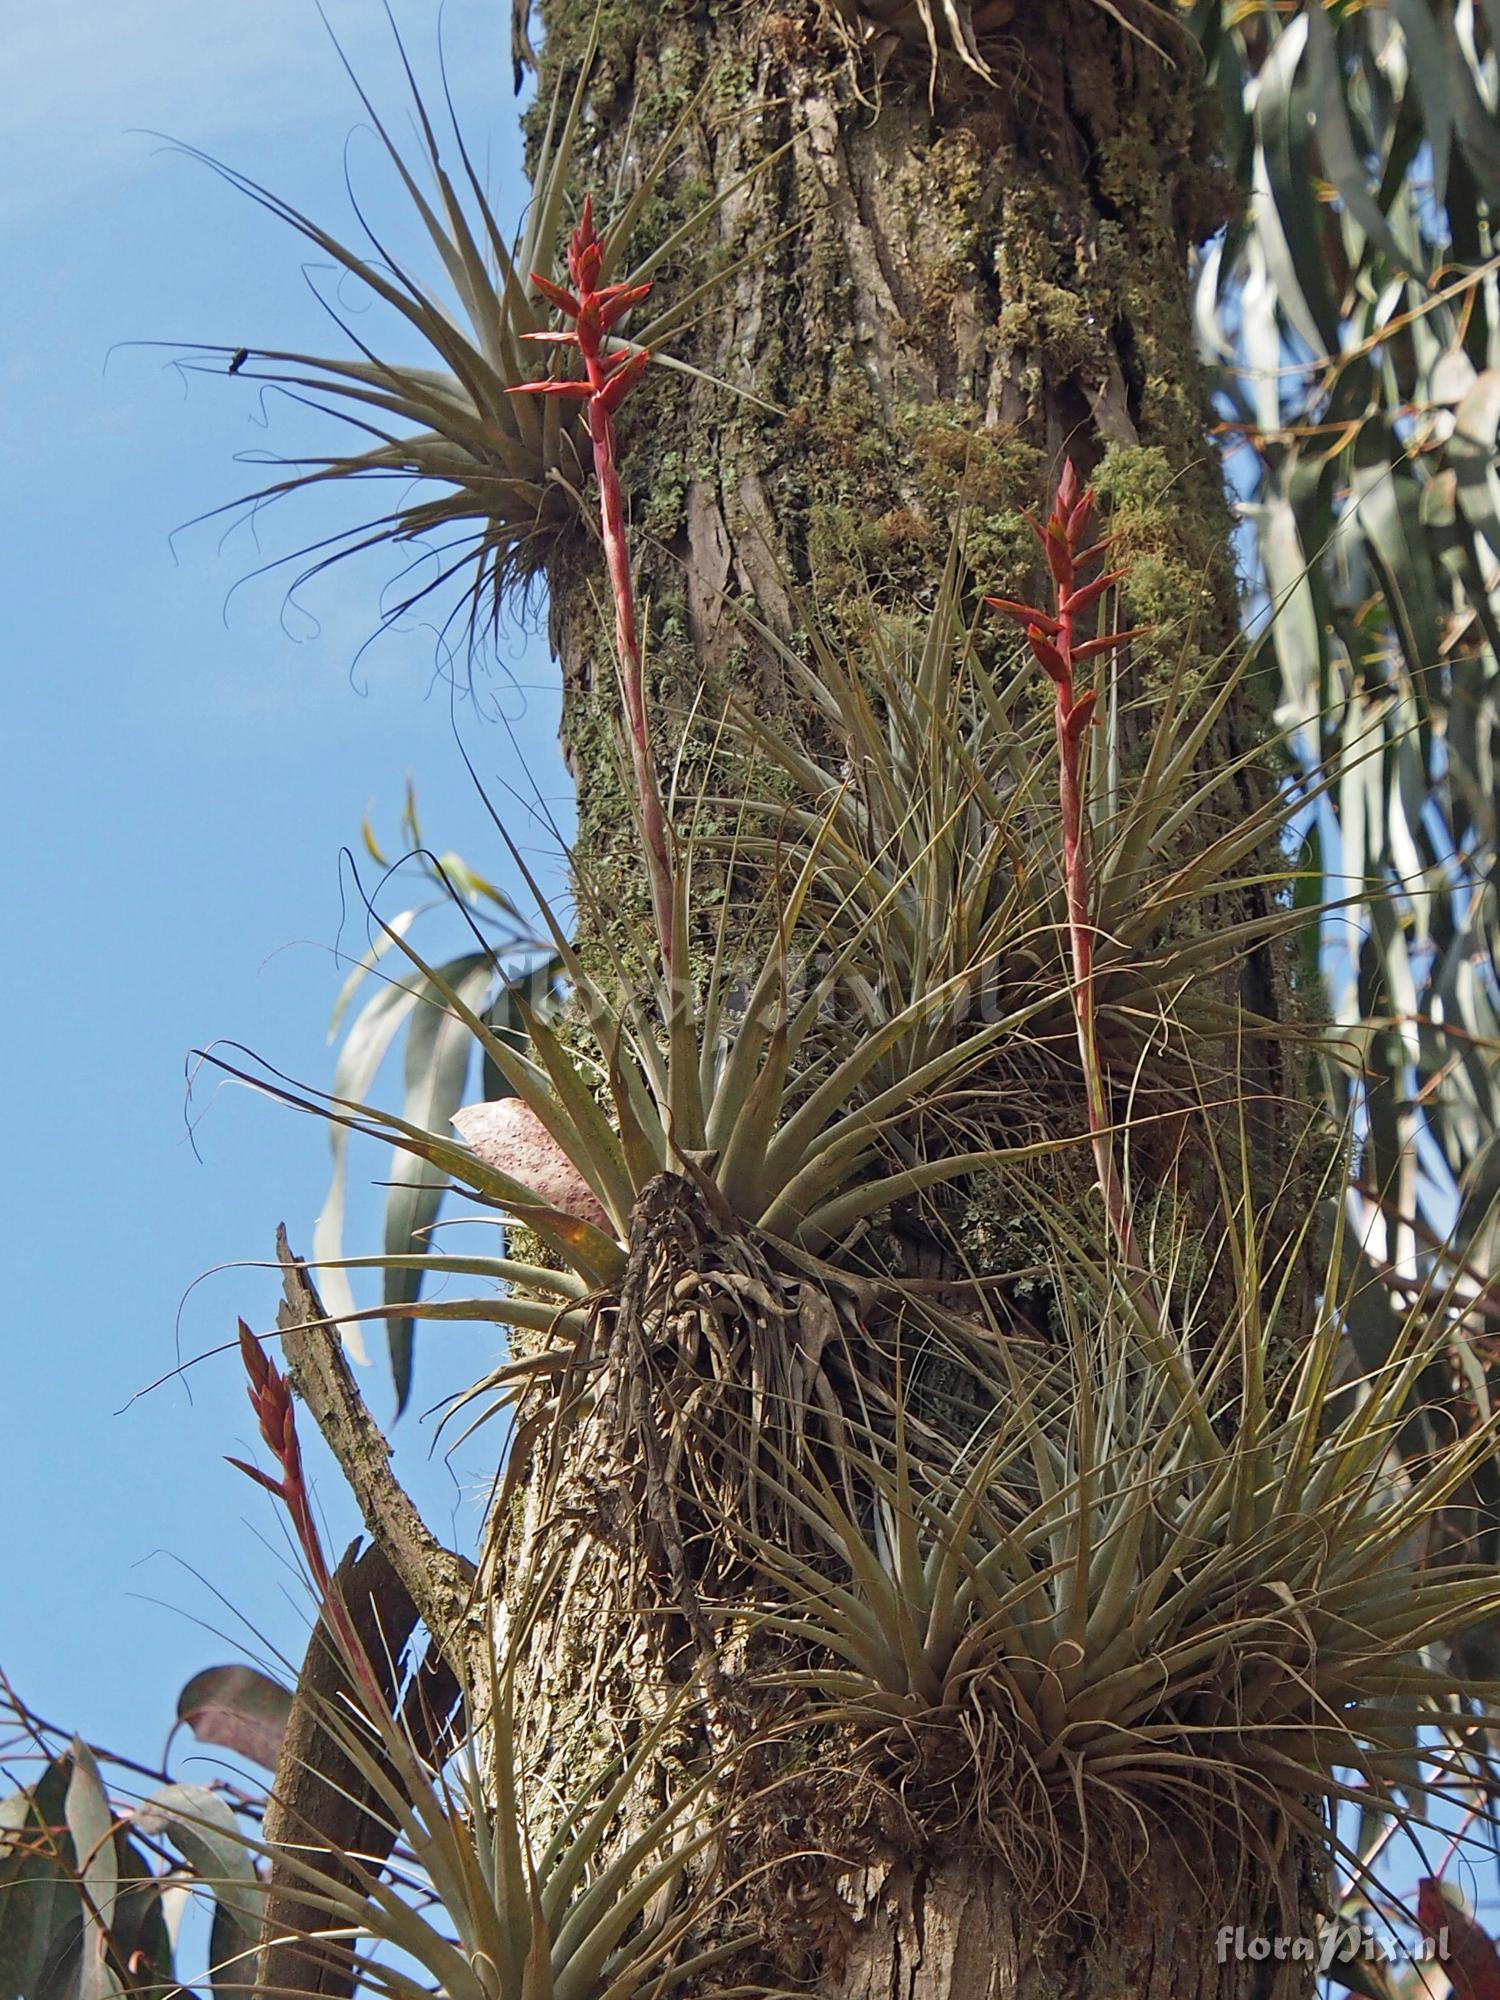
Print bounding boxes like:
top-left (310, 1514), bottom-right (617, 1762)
top-left (728, 1128), bottom-right (1500, 1908)
top-left (169, 14), bottom-right (782, 646)
top-left (209, 433), bottom-right (1330, 1433)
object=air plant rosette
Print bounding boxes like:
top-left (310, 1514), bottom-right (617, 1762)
top-left (689, 1142), bottom-right (1500, 1946)
top-left (172, 20), bottom-right (774, 650)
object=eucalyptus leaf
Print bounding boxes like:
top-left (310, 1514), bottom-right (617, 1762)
top-left (175, 1664), bottom-right (293, 1773)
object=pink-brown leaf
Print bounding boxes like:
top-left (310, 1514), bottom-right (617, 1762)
top-left (176, 1664), bottom-right (294, 1772)
top-left (453, 1099), bottom-right (611, 1232)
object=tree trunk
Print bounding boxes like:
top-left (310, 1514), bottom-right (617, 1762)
top-left (486, 5), bottom-right (1322, 1995)
top-left (827, 1849), bottom-right (1302, 2000)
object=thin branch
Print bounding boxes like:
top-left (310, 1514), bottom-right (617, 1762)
top-left (273, 1228), bottom-right (476, 1661)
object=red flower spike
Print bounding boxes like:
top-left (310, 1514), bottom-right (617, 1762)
top-left (1061, 568), bottom-right (1128, 617)
top-left (984, 595), bottom-right (1058, 633)
top-left (522, 187), bottom-right (675, 972)
top-left (1027, 626), bottom-right (1072, 687)
top-left (979, 459), bottom-right (1167, 1336)
top-left (228, 1314), bottom-right (387, 1712)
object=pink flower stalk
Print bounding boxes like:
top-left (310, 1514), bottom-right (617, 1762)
top-left (512, 197), bottom-right (675, 972)
top-left (986, 460), bottom-right (1152, 1291)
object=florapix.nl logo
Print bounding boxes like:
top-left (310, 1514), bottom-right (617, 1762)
top-left (1215, 1925), bottom-right (1449, 1975)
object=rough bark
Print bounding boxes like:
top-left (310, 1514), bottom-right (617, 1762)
top-left (483, 5), bottom-right (1324, 1995)
top-left (827, 1850), bottom-right (1300, 2000)
top-left (542, 0), bottom-right (1239, 877)
top-left (540, 0), bottom-right (1311, 1281)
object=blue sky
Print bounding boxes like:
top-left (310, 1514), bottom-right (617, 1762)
top-left (3, 1), bottom-right (568, 1767)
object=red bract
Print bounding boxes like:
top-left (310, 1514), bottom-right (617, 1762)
top-left (1067, 490), bottom-right (1096, 543)
top-left (1026, 626), bottom-right (1071, 689)
top-left (1073, 626), bottom-right (1149, 664)
top-left (511, 195), bottom-right (675, 972)
top-left (228, 1323), bottom-right (385, 1709)
top-left (983, 455), bottom-right (1116, 830)
top-left (228, 1319), bottom-right (330, 1600)
top-left (986, 596), bottom-right (1059, 634)
top-left (986, 457), bottom-right (1156, 1311)
top-left (1061, 567), bottom-right (1127, 617)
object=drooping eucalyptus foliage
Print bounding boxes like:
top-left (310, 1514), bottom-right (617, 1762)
top-left (1190, 0), bottom-right (1500, 1678)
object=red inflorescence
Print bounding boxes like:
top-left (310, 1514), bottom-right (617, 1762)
top-left (511, 199), bottom-right (675, 971)
top-left (984, 459), bottom-right (1154, 1300)
top-left (982, 456), bottom-right (1142, 1039)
